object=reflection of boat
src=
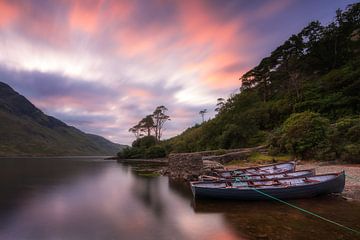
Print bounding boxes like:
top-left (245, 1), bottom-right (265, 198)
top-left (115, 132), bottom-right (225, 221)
top-left (199, 169), bottom-right (315, 182)
top-left (191, 172), bottom-right (345, 200)
top-left (216, 161), bottom-right (295, 178)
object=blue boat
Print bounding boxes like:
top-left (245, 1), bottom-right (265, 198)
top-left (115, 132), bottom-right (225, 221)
top-left (199, 169), bottom-right (315, 182)
top-left (216, 161), bottom-right (296, 179)
top-left (191, 171), bottom-right (345, 200)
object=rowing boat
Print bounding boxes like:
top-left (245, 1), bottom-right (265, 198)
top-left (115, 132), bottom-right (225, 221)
top-left (215, 161), bottom-right (296, 178)
top-left (199, 169), bottom-right (315, 182)
top-left (190, 171), bottom-right (345, 200)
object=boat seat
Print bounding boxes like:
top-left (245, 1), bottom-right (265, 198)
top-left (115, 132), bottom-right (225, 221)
top-left (248, 181), bottom-right (282, 188)
top-left (303, 178), bottom-right (320, 183)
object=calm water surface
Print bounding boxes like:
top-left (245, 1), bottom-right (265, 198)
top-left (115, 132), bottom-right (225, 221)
top-left (0, 157), bottom-right (359, 240)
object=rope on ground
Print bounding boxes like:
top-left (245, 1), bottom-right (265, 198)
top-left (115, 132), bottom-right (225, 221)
top-left (250, 188), bottom-right (360, 235)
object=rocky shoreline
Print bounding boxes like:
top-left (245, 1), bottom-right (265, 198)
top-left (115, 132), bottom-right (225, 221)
top-left (115, 149), bottom-right (360, 201)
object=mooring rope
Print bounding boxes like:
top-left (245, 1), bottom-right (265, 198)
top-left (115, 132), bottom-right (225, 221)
top-left (238, 174), bottom-right (360, 235)
top-left (250, 188), bottom-right (360, 235)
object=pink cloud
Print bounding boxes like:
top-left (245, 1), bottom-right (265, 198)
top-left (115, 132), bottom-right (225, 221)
top-left (254, 0), bottom-right (294, 19)
top-left (69, 0), bottom-right (102, 34)
top-left (127, 87), bottom-right (155, 99)
top-left (0, 0), bottom-right (19, 27)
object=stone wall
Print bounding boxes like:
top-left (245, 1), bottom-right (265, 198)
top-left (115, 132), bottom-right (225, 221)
top-left (168, 153), bottom-right (203, 180)
top-left (167, 146), bottom-right (268, 179)
top-left (202, 146), bottom-right (268, 164)
top-left (189, 145), bottom-right (267, 158)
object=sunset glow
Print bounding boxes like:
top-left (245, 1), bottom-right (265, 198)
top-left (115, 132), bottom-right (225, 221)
top-left (0, 0), bottom-right (355, 144)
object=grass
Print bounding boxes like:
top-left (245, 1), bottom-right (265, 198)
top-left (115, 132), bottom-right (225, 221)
top-left (225, 152), bottom-right (292, 166)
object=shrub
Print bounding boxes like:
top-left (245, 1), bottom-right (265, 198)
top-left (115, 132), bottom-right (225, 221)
top-left (132, 136), bottom-right (157, 148)
top-left (330, 117), bottom-right (360, 161)
top-left (342, 144), bottom-right (360, 163)
top-left (117, 147), bottom-right (144, 159)
top-left (268, 128), bottom-right (284, 155)
top-left (171, 140), bottom-right (189, 153)
top-left (145, 146), bottom-right (166, 159)
top-left (280, 111), bottom-right (330, 159)
top-left (218, 124), bottom-right (245, 149)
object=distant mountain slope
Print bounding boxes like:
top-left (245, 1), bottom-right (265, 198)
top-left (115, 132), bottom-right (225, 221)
top-left (0, 82), bottom-right (126, 156)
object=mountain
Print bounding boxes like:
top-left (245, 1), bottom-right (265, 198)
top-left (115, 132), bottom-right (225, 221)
top-left (0, 82), bottom-right (126, 156)
top-left (163, 3), bottom-right (360, 161)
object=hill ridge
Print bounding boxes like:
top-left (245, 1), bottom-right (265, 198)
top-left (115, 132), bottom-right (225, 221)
top-left (0, 81), bottom-right (126, 156)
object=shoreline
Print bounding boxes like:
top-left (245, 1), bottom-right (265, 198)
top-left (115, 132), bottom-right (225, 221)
top-left (297, 162), bottom-right (360, 201)
top-left (225, 161), bottom-right (360, 201)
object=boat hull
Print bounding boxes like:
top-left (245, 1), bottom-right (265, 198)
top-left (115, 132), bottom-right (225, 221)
top-left (191, 172), bottom-right (345, 200)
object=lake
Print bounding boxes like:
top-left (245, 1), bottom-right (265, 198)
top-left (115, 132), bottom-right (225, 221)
top-left (0, 157), bottom-right (359, 240)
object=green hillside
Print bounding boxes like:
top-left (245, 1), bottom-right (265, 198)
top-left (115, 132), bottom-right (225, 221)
top-left (0, 82), bottom-right (126, 156)
top-left (163, 3), bottom-right (360, 161)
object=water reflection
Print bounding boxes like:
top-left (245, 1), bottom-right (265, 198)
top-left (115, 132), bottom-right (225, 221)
top-left (0, 158), bottom-right (238, 240)
top-left (192, 193), bottom-right (360, 240)
top-left (0, 158), bottom-right (358, 240)
top-left (168, 178), bottom-right (193, 200)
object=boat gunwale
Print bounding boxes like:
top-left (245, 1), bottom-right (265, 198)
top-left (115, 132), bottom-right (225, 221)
top-left (216, 161), bottom-right (296, 174)
top-left (191, 171), bottom-right (345, 191)
top-left (195, 169), bottom-right (316, 184)
top-left (215, 168), bottom-right (313, 178)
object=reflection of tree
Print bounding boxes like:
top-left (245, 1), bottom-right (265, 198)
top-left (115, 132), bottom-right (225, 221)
top-left (192, 197), bottom-right (360, 240)
top-left (167, 178), bottom-right (193, 200)
top-left (131, 175), bottom-right (165, 218)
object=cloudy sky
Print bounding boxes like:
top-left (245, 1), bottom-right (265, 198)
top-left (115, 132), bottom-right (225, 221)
top-left (0, 0), bottom-right (356, 144)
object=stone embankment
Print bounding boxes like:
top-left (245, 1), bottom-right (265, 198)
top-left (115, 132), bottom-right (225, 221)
top-left (168, 153), bottom-right (203, 180)
top-left (167, 146), bottom-right (267, 180)
top-left (202, 146), bottom-right (267, 164)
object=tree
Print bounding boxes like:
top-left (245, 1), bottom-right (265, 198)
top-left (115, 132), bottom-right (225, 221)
top-left (152, 105), bottom-right (170, 141)
top-left (129, 125), bottom-right (142, 139)
top-left (199, 109), bottom-right (207, 123)
top-left (138, 115), bottom-right (155, 136)
top-left (215, 98), bottom-right (225, 113)
top-left (129, 115), bottom-right (155, 138)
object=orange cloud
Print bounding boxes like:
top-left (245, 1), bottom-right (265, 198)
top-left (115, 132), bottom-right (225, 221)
top-left (69, 0), bottom-right (102, 34)
top-left (112, 0), bottom-right (251, 92)
top-left (176, 1), bottom-right (243, 49)
top-left (0, 0), bottom-right (18, 27)
top-left (105, 0), bottom-right (134, 22)
top-left (204, 70), bottom-right (243, 90)
top-left (127, 87), bottom-right (154, 99)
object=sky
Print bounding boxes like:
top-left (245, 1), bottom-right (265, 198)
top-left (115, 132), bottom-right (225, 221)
top-left (0, 0), bottom-right (357, 144)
